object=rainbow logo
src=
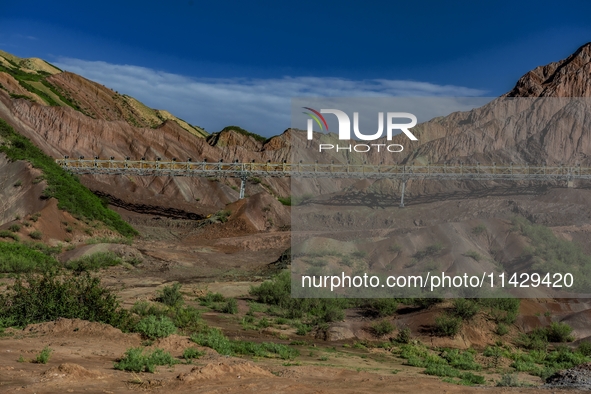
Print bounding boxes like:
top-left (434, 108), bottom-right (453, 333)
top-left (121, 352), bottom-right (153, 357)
top-left (302, 107), bottom-right (329, 131)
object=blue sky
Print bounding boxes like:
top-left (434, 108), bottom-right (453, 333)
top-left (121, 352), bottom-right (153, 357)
top-left (0, 1), bottom-right (590, 136)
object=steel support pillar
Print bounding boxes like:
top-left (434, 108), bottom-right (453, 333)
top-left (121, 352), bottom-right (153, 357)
top-left (400, 179), bottom-right (407, 208)
top-left (239, 174), bottom-right (247, 199)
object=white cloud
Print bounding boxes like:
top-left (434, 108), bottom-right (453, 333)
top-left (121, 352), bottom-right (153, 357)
top-left (54, 58), bottom-right (487, 137)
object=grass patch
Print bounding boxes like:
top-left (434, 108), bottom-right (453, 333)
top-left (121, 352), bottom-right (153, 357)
top-left (183, 347), bottom-right (205, 362)
top-left (85, 236), bottom-right (132, 245)
top-left (218, 125), bottom-right (267, 143)
top-left (64, 251), bottom-right (122, 272)
top-left (191, 328), bottom-right (298, 360)
top-left (0, 271), bottom-right (131, 329)
top-left (114, 347), bottom-right (177, 373)
top-left (0, 230), bottom-right (19, 242)
top-left (512, 216), bottom-right (591, 291)
top-left (135, 315), bottom-right (176, 339)
top-left (0, 242), bottom-right (58, 272)
top-left (0, 118), bottom-right (136, 237)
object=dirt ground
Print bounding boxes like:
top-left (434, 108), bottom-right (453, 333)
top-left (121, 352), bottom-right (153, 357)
top-left (3, 186), bottom-right (591, 393)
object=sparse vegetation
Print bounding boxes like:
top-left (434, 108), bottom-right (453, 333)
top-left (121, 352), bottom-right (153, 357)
top-left (0, 242), bottom-right (57, 272)
top-left (29, 230), bottom-right (42, 240)
top-left (183, 347), bottom-right (205, 362)
top-left (0, 119), bottom-right (136, 236)
top-left (512, 216), bottom-right (591, 291)
top-left (0, 230), bottom-right (19, 242)
top-left (434, 313), bottom-right (462, 337)
top-left (463, 250), bottom-right (482, 262)
top-left (471, 224), bottom-right (486, 235)
top-left (114, 347), bottom-right (177, 373)
top-left (217, 298), bottom-right (238, 314)
top-left (395, 327), bottom-right (412, 344)
top-left (33, 346), bottom-right (52, 364)
top-left (496, 373), bottom-right (523, 387)
top-left (451, 298), bottom-right (479, 320)
top-left (134, 315), bottom-right (176, 339)
top-left (0, 271), bottom-right (131, 329)
top-left (8, 224), bottom-right (21, 232)
top-left (155, 283), bottom-right (184, 307)
top-left (413, 242), bottom-right (444, 260)
top-left (218, 125), bottom-right (267, 143)
top-left (64, 251), bottom-right (122, 272)
top-left (191, 328), bottom-right (298, 360)
top-left (85, 236), bottom-right (132, 245)
top-left (372, 320), bottom-right (394, 336)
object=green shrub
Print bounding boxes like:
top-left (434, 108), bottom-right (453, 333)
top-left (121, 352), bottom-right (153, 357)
top-left (452, 299), bottom-right (479, 320)
top-left (198, 292), bottom-right (225, 306)
top-left (366, 298), bottom-right (399, 317)
top-left (434, 314), bottom-right (462, 337)
top-left (0, 242), bottom-right (57, 272)
top-left (511, 216), bottom-right (591, 292)
top-left (396, 327), bottom-right (412, 344)
top-left (424, 363), bottom-right (460, 377)
top-left (472, 225), bottom-right (486, 235)
top-left (414, 243), bottom-right (444, 260)
top-left (8, 224), bottom-right (20, 232)
top-left (517, 331), bottom-right (548, 351)
top-left (172, 306), bottom-right (203, 332)
top-left (496, 323), bottom-right (509, 336)
top-left (214, 210), bottom-right (231, 223)
top-left (372, 320), bottom-right (394, 336)
top-left (0, 118), bottom-right (136, 237)
top-left (0, 271), bottom-right (131, 329)
top-left (577, 341), bottom-right (591, 356)
top-left (34, 346), bottom-right (52, 364)
top-left (183, 347), bottom-right (205, 361)
top-left (156, 283), bottom-right (183, 307)
top-left (442, 349), bottom-right (481, 371)
top-left (131, 301), bottom-right (167, 317)
top-left (459, 372), bottom-right (485, 385)
top-left (0, 230), bottom-right (20, 242)
top-left (65, 251), bottom-right (122, 272)
top-left (518, 322), bottom-right (574, 349)
top-left (477, 298), bottom-right (519, 324)
top-left (29, 230), bottom-right (42, 240)
top-left (218, 298), bottom-right (238, 314)
top-left (545, 322), bottom-right (574, 342)
top-left (114, 347), bottom-right (177, 373)
top-left (135, 315), bottom-right (176, 339)
top-left (250, 271), bottom-right (347, 325)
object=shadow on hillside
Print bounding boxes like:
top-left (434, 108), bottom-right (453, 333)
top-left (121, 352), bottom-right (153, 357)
top-left (306, 184), bottom-right (559, 209)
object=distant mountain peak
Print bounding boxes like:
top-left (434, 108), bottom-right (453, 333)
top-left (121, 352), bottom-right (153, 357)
top-left (505, 42), bottom-right (591, 97)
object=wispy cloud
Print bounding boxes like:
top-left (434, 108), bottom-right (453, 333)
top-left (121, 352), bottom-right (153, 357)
top-left (54, 58), bottom-right (487, 137)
